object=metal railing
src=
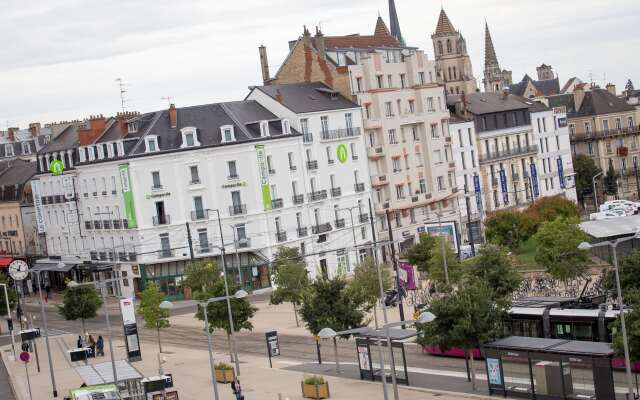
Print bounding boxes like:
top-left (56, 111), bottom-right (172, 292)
top-left (355, 182), bottom-right (365, 192)
top-left (479, 144), bottom-right (539, 163)
top-left (292, 194), bottom-right (304, 205)
top-left (570, 125), bottom-right (640, 141)
top-left (303, 132), bottom-right (313, 143)
top-left (335, 219), bottom-right (346, 228)
top-left (297, 227), bottom-right (308, 237)
top-left (309, 190), bottom-right (328, 201)
top-left (113, 220), bottom-right (122, 229)
top-left (312, 223), bottom-right (332, 234)
top-left (359, 213), bottom-right (369, 223)
top-left (152, 215), bottom-right (171, 226)
top-left (276, 231), bottom-right (287, 242)
top-left (331, 187), bottom-right (342, 197)
top-left (158, 249), bottom-right (174, 258)
top-left (271, 198), bottom-right (283, 209)
top-left (320, 127), bottom-right (361, 141)
top-left (229, 204), bottom-right (247, 215)
top-left (307, 160), bottom-right (318, 170)
top-left (191, 210), bottom-right (209, 221)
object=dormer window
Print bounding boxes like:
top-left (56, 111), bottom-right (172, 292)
top-left (282, 119), bottom-right (291, 135)
top-left (221, 125), bottom-right (235, 143)
top-left (21, 142), bottom-right (31, 155)
top-left (96, 144), bottom-right (105, 159)
top-left (127, 121), bottom-right (139, 134)
top-left (180, 127), bottom-right (200, 148)
top-left (107, 142), bottom-right (115, 158)
top-left (260, 121), bottom-right (270, 137)
top-left (79, 147), bottom-right (87, 162)
top-left (145, 136), bottom-right (159, 152)
top-left (5, 144), bottom-right (14, 157)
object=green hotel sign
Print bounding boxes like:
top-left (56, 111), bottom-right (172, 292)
top-left (336, 144), bottom-right (348, 163)
top-left (49, 159), bottom-right (64, 175)
top-left (255, 144), bottom-right (272, 210)
top-left (119, 164), bottom-right (138, 228)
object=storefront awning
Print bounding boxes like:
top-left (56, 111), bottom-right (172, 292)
top-left (0, 257), bottom-right (13, 268)
top-left (77, 263), bottom-right (115, 272)
top-left (31, 262), bottom-right (76, 273)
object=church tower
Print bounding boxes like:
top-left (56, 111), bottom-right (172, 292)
top-left (388, 0), bottom-right (404, 45)
top-left (431, 8), bottom-right (478, 95)
top-left (482, 22), bottom-right (512, 93)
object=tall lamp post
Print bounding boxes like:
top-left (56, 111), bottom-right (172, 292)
top-left (578, 238), bottom-right (636, 400)
top-left (0, 283), bottom-right (16, 357)
top-left (198, 289), bottom-right (248, 400)
top-left (33, 271), bottom-right (58, 397)
top-left (383, 312), bottom-right (436, 400)
top-left (592, 171), bottom-right (603, 210)
top-left (67, 278), bottom-right (121, 387)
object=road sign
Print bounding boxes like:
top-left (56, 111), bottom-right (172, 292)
top-left (20, 351), bottom-right (30, 363)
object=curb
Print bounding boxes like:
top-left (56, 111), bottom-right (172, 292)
top-left (1, 347), bottom-right (22, 400)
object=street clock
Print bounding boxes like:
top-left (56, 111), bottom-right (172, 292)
top-left (8, 260), bottom-right (29, 281)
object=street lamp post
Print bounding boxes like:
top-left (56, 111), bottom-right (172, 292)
top-left (578, 238), bottom-right (635, 399)
top-left (156, 300), bottom-right (173, 400)
top-left (199, 290), bottom-right (248, 400)
top-left (33, 272), bottom-right (58, 398)
top-left (592, 171), bottom-right (603, 210)
top-left (68, 278), bottom-right (121, 387)
top-left (436, 206), bottom-right (449, 285)
top-left (0, 283), bottom-right (16, 357)
top-left (383, 312), bottom-right (436, 400)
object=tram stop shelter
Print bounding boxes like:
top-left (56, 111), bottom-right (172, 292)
top-left (348, 326), bottom-right (414, 385)
top-left (74, 360), bottom-right (145, 400)
top-left (482, 336), bottom-right (616, 400)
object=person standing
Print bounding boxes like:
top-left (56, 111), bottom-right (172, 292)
top-left (88, 335), bottom-right (96, 358)
top-left (77, 335), bottom-right (84, 349)
top-left (96, 336), bottom-right (104, 357)
top-left (231, 378), bottom-right (243, 400)
top-left (44, 283), bottom-right (51, 303)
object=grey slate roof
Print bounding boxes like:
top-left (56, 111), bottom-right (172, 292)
top-left (254, 82), bottom-right (359, 114)
top-left (547, 88), bottom-right (636, 118)
top-left (39, 124), bottom-right (79, 153)
top-left (0, 159), bottom-right (36, 202)
top-left (456, 92), bottom-right (532, 115)
top-left (0, 140), bottom-right (35, 158)
top-left (509, 75), bottom-right (560, 97)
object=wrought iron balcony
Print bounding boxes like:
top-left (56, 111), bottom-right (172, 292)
top-left (312, 222), bottom-right (332, 234)
top-left (303, 132), bottom-right (313, 144)
top-left (307, 160), bottom-right (318, 170)
top-left (158, 249), bottom-right (174, 258)
top-left (293, 194), bottom-right (304, 205)
top-left (309, 190), bottom-right (328, 202)
top-left (331, 187), bottom-right (342, 197)
top-left (113, 220), bottom-right (122, 229)
top-left (153, 214), bottom-right (171, 226)
top-left (479, 144), bottom-right (539, 163)
top-left (320, 127), bottom-right (361, 141)
top-left (570, 125), bottom-right (640, 141)
top-left (355, 182), bottom-right (365, 192)
top-left (85, 221), bottom-right (93, 230)
top-left (271, 198), bottom-right (284, 209)
top-left (229, 204), bottom-right (247, 216)
top-left (335, 219), bottom-right (346, 228)
top-left (102, 220), bottom-right (112, 229)
top-left (191, 210), bottom-right (209, 221)
top-left (297, 227), bottom-right (308, 237)
top-left (276, 231), bottom-right (287, 243)
top-left (93, 220), bottom-right (103, 229)
top-left (359, 213), bottom-right (369, 223)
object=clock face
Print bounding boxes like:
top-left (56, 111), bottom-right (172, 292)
top-left (8, 260), bottom-right (29, 281)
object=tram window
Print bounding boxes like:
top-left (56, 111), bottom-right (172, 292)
top-left (554, 323), bottom-right (572, 339)
top-left (573, 323), bottom-right (595, 341)
top-left (511, 319), bottom-right (542, 337)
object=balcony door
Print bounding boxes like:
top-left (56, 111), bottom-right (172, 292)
top-left (155, 201), bottom-right (166, 224)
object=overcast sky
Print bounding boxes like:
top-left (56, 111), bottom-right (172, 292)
top-left (2, 0), bottom-right (639, 128)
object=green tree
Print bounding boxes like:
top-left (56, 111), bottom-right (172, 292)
top-left (467, 244), bottom-right (521, 300)
top-left (603, 250), bottom-right (640, 296)
top-left (610, 289), bottom-right (640, 361)
top-left (57, 284), bottom-right (103, 334)
top-left (417, 277), bottom-right (509, 390)
top-left (182, 260), bottom-right (221, 295)
top-left (270, 246), bottom-right (310, 327)
top-left (573, 154), bottom-right (601, 203)
top-left (299, 276), bottom-right (367, 336)
top-left (533, 218), bottom-right (590, 281)
top-left (485, 210), bottom-right (536, 251)
top-left (427, 237), bottom-right (464, 285)
top-left (603, 163), bottom-right (619, 196)
top-left (402, 234), bottom-right (437, 273)
top-left (138, 282), bottom-right (170, 353)
top-left (349, 257), bottom-right (392, 327)
top-left (0, 274), bottom-right (17, 316)
top-left (526, 195), bottom-right (580, 225)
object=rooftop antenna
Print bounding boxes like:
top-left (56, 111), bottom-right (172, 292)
top-left (116, 78), bottom-right (128, 113)
top-left (161, 96), bottom-right (173, 107)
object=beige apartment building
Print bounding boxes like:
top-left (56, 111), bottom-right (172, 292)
top-left (549, 83), bottom-right (640, 199)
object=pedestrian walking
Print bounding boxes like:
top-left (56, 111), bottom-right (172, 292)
top-left (96, 336), bottom-right (104, 357)
top-left (44, 284), bottom-right (51, 303)
top-left (77, 335), bottom-right (84, 349)
top-left (88, 335), bottom-right (96, 357)
top-left (231, 378), bottom-right (243, 400)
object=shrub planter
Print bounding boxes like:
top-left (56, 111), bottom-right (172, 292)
top-left (214, 363), bottom-right (235, 383)
top-left (301, 377), bottom-right (330, 399)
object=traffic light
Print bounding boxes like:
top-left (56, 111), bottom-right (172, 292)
top-left (7, 318), bottom-right (12, 331)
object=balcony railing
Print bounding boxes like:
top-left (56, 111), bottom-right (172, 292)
top-left (236, 238), bottom-right (251, 248)
top-left (93, 220), bottom-right (103, 229)
top-left (302, 132), bottom-right (313, 144)
top-left (312, 223), bottom-right (332, 235)
top-left (158, 249), bottom-right (174, 258)
top-left (197, 245), bottom-right (211, 254)
top-left (102, 220), bottom-right (112, 229)
top-left (153, 214), bottom-right (171, 226)
top-left (320, 127), bottom-right (361, 141)
top-left (479, 144), bottom-right (539, 163)
top-left (85, 221), bottom-right (93, 230)
top-left (512, 173), bottom-right (520, 181)
top-left (90, 251), bottom-right (98, 261)
top-left (271, 198), bottom-right (283, 209)
top-left (331, 187), bottom-right (342, 197)
top-left (128, 252), bottom-right (137, 261)
top-left (118, 252), bottom-right (127, 261)
top-left (307, 160), bottom-right (318, 170)
top-left (570, 125), bottom-right (640, 141)
top-left (229, 204), bottom-right (247, 215)
top-left (123, 219), bottom-right (129, 229)
top-left (113, 220), bottom-right (122, 229)
top-left (276, 231), bottom-right (287, 242)
top-left (297, 227), bottom-right (308, 237)
top-left (335, 219), bottom-right (345, 228)
top-left (359, 213), bottom-right (369, 223)
top-left (191, 210), bottom-right (209, 221)
top-left (355, 182), bottom-right (365, 192)
top-left (309, 190), bottom-right (328, 202)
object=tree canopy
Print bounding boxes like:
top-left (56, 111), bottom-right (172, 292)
top-left (427, 237), bottom-right (464, 284)
top-left (603, 250), bottom-right (640, 298)
top-left (466, 244), bottom-right (521, 300)
top-left (573, 154), bottom-right (601, 202)
top-left (527, 195), bottom-right (580, 225)
top-left (485, 210), bottom-right (537, 251)
top-left (402, 234), bottom-right (437, 273)
top-left (182, 260), bottom-right (221, 295)
top-left (57, 284), bottom-right (103, 333)
top-left (299, 276), bottom-right (367, 336)
top-left (270, 247), bottom-right (309, 307)
top-left (349, 257), bottom-right (392, 311)
top-left (0, 274), bottom-right (17, 315)
top-left (138, 282), bottom-right (170, 330)
top-left (533, 218), bottom-right (590, 281)
top-left (610, 289), bottom-right (640, 361)
top-left (603, 163), bottom-right (619, 196)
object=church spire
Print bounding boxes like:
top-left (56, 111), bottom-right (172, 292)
top-left (484, 22), bottom-right (499, 69)
top-left (388, 0), bottom-right (404, 45)
top-left (434, 8), bottom-right (457, 35)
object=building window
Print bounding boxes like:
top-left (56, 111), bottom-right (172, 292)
top-left (260, 121), bottom-right (270, 137)
top-left (350, 143), bottom-right (357, 160)
top-left (437, 176), bottom-right (445, 191)
top-left (395, 184), bottom-right (405, 199)
top-left (267, 155), bottom-right (275, 174)
top-left (145, 136), bottom-right (158, 152)
top-left (419, 71), bottom-right (425, 84)
top-left (427, 97), bottom-right (434, 111)
top-left (300, 118), bottom-right (309, 134)
top-left (412, 127), bottom-right (419, 141)
top-left (388, 129), bottom-right (398, 144)
top-left (588, 142), bottom-right (593, 156)
top-left (385, 102), bottom-right (393, 117)
top-left (387, 74), bottom-right (393, 88)
top-left (282, 119), bottom-right (291, 134)
top-left (221, 125), bottom-right (235, 142)
top-left (400, 74), bottom-right (406, 88)
top-left (227, 161), bottom-right (238, 179)
top-left (189, 165), bottom-right (200, 184)
top-left (320, 116), bottom-right (329, 134)
top-left (392, 158), bottom-right (401, 173)
top-left (288, 152), bottom-right (296, 170)
top-left (151, 171), bottom-right (161, 189)
top-left (430, 123), bottom-right (438, 138)
top-left (326, 146), bottom-right (334, 164)
top-left (356, 77), bottom-right (363, 92)
top-left (446, 39), bottom-right (452, 53)
top-left (21, 142), bottom-right (31, 155)
top-left (628, 116), bottom-right (634, 129)
top-left (376, 75), bottom-right (383, 88)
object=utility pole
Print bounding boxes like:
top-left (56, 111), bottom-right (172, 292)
top-left (634, 158), bottom-right (640, 200)
top-left (185, 222), bottom-right (194, 261)
top-left (384, 209), bottom-right (405, 325)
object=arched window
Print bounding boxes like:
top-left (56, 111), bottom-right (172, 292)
top-left (448, 67), bottom-right (452, 81)
top-left (456, 87), bottom-right (460, 94)
top-left (446, 39), bottom-right (452, 53)
top-left (438, 41), bottom-right (443, 55)
top-left (453, 66), bottom-right (457, 79)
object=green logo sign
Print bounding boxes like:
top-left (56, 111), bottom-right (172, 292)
top-left (49, 160), bottom-right (64, 175)
top-left (337, 144), bottom-right (348, 163)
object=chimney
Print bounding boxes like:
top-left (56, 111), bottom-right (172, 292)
top-left (574, 83), bottom-right (586, 111)
top-left (169, 104), bottom-right (177, 128)
top-left (258, 45), bottom-right (271, 85)
top-left (501, 86), bottom-right (510, 100)
top-left (78, 114), bottom-right (106, 145)
top-left (7, 127), bottom-right (18, 142)
top-left (302, 25), bottom-right (312, 48)
top-left (275, 89), bottom-right (284, 102)
top-left (314, 26), bottom-right (326, 60)
top-left (28, 123), bottom-right (41, 138)
top-left (606, 83), bottom-right (616, 96)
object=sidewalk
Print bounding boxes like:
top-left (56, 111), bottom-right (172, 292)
top-left (1, 335), bottom-right (489, 400)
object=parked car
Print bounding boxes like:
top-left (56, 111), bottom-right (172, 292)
top-left (590, 209), bottom-right (627, 220)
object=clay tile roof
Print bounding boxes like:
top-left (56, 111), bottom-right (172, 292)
top-left (324, 34), bottom-right (400, 49)
top-left (374, 16), bottom-right (391, 36)
top-left (434, 8), bottom-right (457, 35)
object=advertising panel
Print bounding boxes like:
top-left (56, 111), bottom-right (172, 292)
top-left (557, 157), bottom-right (565, 189)
top-left (473, 174), bottom-right (482, 212)
top-left (118, 164), bottom-right (138, 228)
top-left (530, 162), bottom-right (539, 197)
top-left (425, 222), bottom-right (459, 254)
top-left (31, 180), bottom-right (46, 234)
top-left (255, 145), bottom-right (272, 210)
top-left (119, 298), bottom-right (141, 362)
